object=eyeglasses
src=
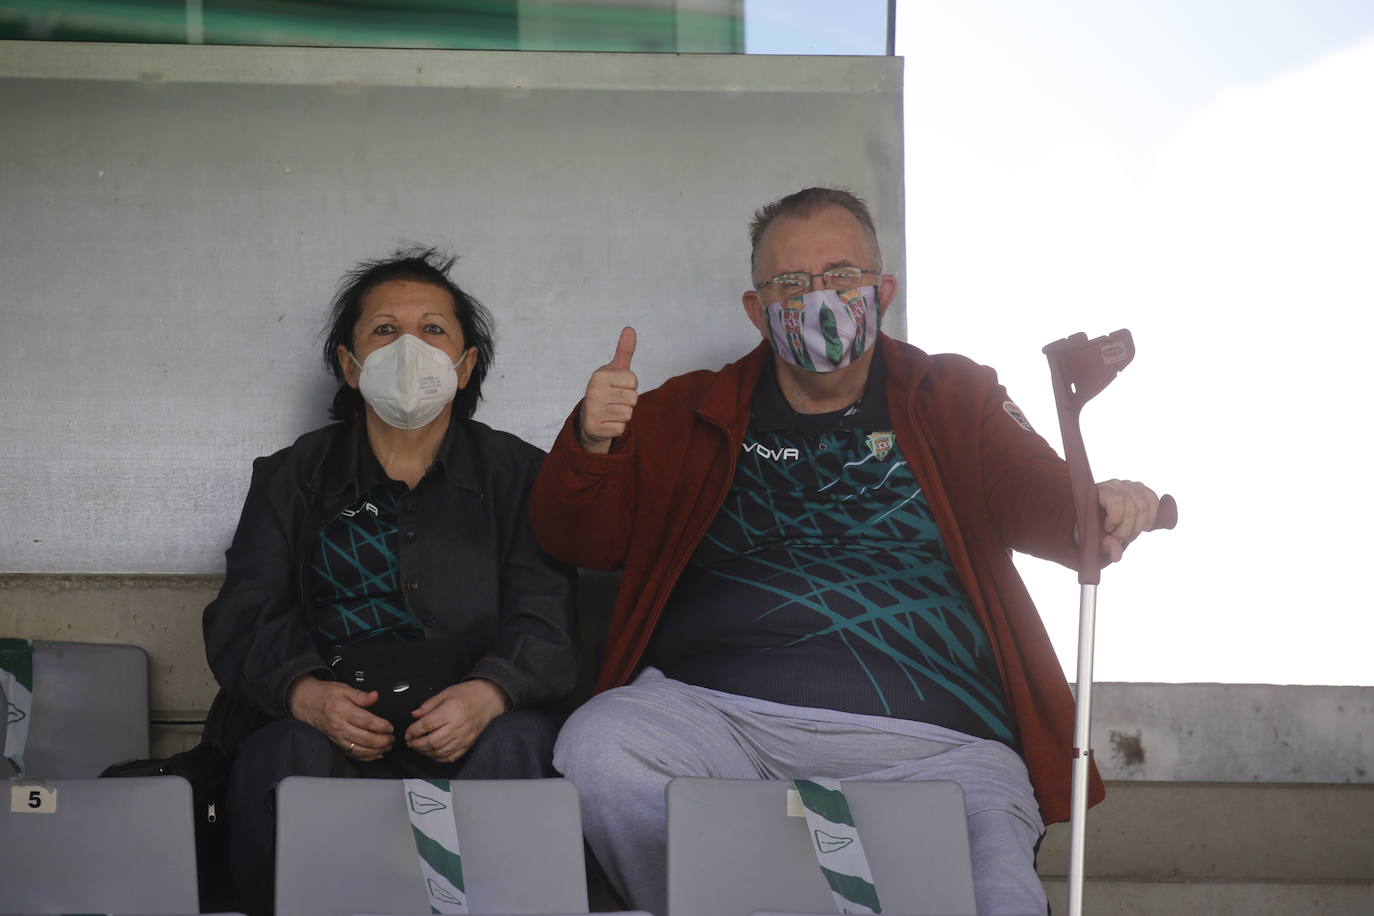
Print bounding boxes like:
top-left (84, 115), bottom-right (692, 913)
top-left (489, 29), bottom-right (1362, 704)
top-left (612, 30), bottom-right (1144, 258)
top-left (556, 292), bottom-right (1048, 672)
top-left (755, 267), bottom-right (882, 293)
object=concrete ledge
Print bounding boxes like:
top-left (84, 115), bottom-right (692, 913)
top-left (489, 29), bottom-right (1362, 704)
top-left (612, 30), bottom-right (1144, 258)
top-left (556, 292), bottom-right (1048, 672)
top-left (1038, 782), bottom-right (1374, 881)
top-left (1042, 878), bottom-right (1374, 915)
top-left (0, 574), bottom-right (220, 721)
top-left (1090, 682), bottom-right (1374, 783)
top-left (3, 574), bottom-right (1372, 791)
top-left (151, 722), bottom-right (205, 759)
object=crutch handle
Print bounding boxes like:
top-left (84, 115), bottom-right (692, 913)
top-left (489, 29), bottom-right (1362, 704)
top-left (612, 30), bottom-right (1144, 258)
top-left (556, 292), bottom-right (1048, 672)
top-left (1044, 330), bottom-right (1178, 583)
top-left (1152, 494), bottom-right (1178, 531)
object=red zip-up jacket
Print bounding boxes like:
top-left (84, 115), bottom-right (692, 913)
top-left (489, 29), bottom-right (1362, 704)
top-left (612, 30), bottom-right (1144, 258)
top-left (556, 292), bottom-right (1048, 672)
top-left (530, 334), bottom-right (1104, 824)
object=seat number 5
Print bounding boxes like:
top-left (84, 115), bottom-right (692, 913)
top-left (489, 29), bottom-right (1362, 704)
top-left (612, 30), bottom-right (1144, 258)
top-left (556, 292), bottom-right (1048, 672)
top-left (10, 784), bottom-right (57, 813)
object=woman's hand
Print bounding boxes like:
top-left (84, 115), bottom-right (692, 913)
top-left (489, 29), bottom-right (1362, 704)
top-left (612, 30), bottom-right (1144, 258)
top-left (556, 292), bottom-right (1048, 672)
top-left (288, 674), bottom-right (394, 762)
top-left (404, 679), bottom-right (510, 764)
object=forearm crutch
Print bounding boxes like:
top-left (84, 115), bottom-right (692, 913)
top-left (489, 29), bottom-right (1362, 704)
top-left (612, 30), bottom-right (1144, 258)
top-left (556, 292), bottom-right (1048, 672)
top-left (1042, 330), bottom-right (1178, 916)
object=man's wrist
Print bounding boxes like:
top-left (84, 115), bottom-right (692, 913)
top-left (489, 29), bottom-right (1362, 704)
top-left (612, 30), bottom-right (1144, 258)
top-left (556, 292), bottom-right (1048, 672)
top-left (575, 425), bottom-right (611, 455)
top-left (577, 431), bottom-right (609, 454)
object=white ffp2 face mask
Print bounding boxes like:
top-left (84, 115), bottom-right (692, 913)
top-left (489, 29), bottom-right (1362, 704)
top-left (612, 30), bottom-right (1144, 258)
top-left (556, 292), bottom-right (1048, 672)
top-left (765, 285), bottom-right (879, 373)
top-left (351, 334), bottom-right (462, 430)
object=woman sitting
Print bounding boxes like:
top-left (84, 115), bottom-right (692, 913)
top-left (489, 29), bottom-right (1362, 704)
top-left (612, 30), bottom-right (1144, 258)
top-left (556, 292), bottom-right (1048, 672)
top-left (203, 248), bottom-right (578, 915)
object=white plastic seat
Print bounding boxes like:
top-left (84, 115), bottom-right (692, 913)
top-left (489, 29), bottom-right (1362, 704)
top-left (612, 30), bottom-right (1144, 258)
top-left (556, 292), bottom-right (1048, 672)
top-left (0, 775), bottom-right (199, 913)
top-left (275, 776), bottom-right (589, 916)
top-left (667, 777), bottom-right (978, 916)
top-left (21, 639), bottom-right (150, 777)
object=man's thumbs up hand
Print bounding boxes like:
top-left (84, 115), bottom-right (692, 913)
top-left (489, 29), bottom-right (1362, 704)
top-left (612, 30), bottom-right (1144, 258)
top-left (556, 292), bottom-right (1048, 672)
top-left (578, 326), bottom-right (640, 454)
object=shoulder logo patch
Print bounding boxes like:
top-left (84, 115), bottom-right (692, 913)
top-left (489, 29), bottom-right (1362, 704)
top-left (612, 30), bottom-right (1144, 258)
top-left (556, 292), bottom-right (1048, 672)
top-left (865, 431), bottom-right (896, 461)
top-left (1002, 400), bottom-right (1034, 432)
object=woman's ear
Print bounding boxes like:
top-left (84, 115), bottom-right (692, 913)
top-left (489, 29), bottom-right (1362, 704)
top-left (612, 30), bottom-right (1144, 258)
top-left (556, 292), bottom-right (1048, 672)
top-left (456, 346), bottom-right (478, 389)
top-left (338, 344), bottom-right (361, 389)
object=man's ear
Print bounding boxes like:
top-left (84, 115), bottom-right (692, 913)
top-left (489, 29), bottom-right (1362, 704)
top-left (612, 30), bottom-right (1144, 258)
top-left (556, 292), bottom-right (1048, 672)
top-left (742, 289), bottom-right (768, 338)
top-left (876, 273), bottom-right (899, 316)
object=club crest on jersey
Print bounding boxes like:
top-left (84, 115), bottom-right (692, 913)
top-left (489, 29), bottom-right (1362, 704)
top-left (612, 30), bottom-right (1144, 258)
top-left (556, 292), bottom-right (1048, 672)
top-left (743, 440), bottom-right (800, 462)
top-left (866, 431), bottom-right (896, 461)
top-left (1002, 400), bottom-right (1034, 433)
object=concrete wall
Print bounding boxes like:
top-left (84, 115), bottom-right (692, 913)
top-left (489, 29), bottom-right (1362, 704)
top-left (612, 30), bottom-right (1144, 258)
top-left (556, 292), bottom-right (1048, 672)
top-left (0, 40), bottom-right (905, 575)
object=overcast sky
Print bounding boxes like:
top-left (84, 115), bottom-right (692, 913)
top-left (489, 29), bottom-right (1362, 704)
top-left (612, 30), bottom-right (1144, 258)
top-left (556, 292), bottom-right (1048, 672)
top-left (897, 1), bottom-right (1374, 685)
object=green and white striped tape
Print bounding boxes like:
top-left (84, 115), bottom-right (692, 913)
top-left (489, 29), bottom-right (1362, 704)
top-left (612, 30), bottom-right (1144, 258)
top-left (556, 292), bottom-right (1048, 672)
top-left (793, 777), bottom-right (883, 914)
top-left (1, 638), bottom-right (34, 776)
top-left (403, 777), bottom-right (467, 914)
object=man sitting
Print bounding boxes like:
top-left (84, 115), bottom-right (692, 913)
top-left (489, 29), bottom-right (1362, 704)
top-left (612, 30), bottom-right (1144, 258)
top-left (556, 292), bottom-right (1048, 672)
top-left (531, 187), bottom-right (1161, 915)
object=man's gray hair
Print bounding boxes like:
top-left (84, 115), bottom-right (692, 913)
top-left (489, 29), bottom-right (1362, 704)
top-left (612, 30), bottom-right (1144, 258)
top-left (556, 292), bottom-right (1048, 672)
top-left (748, 187), bottom-right (882, 277)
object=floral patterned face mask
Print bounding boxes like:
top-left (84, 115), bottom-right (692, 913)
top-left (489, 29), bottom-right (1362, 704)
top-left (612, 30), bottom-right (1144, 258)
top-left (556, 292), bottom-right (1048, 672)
top-left (765, 285), bottom-right (880, 373)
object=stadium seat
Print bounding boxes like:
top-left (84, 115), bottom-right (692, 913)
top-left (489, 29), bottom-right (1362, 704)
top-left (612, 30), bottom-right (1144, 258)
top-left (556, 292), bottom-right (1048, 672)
top-left (0, 775), bottom-right (199, 913)
top-left (20, 639), bottom-right (150, 777)
top-left (667, 777), bottom-right (978, 916)
top-left (275, 776), bottom-right (589, 916)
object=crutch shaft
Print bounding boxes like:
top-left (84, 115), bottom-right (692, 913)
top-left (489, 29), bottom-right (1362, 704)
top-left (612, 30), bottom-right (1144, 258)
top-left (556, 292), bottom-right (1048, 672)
top-left (1067, 582), bottom-right (1099, 916)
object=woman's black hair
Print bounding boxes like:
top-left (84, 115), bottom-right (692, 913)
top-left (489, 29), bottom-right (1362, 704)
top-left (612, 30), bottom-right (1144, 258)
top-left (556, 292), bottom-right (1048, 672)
top-left (322, 246), bottom-right (496, 422)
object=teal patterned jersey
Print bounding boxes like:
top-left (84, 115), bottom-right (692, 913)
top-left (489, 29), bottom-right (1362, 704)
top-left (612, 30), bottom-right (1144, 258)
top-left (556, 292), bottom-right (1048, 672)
top-left (647, 355), bottom-right (1015, 744)
top-left (309, 476), bottom-right (423, 647)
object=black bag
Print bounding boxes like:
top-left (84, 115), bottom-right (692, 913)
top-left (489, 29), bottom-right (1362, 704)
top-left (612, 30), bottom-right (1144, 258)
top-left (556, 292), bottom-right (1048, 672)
top-left (102, 689), bottom-right (269, 912)
top-left (327, 636), bottom-right (471, 736)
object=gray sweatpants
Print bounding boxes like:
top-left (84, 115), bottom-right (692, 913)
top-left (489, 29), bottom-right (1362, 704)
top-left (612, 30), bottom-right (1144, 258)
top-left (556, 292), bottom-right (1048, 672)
top-left (554, 668), bottom-right (1046, 916)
